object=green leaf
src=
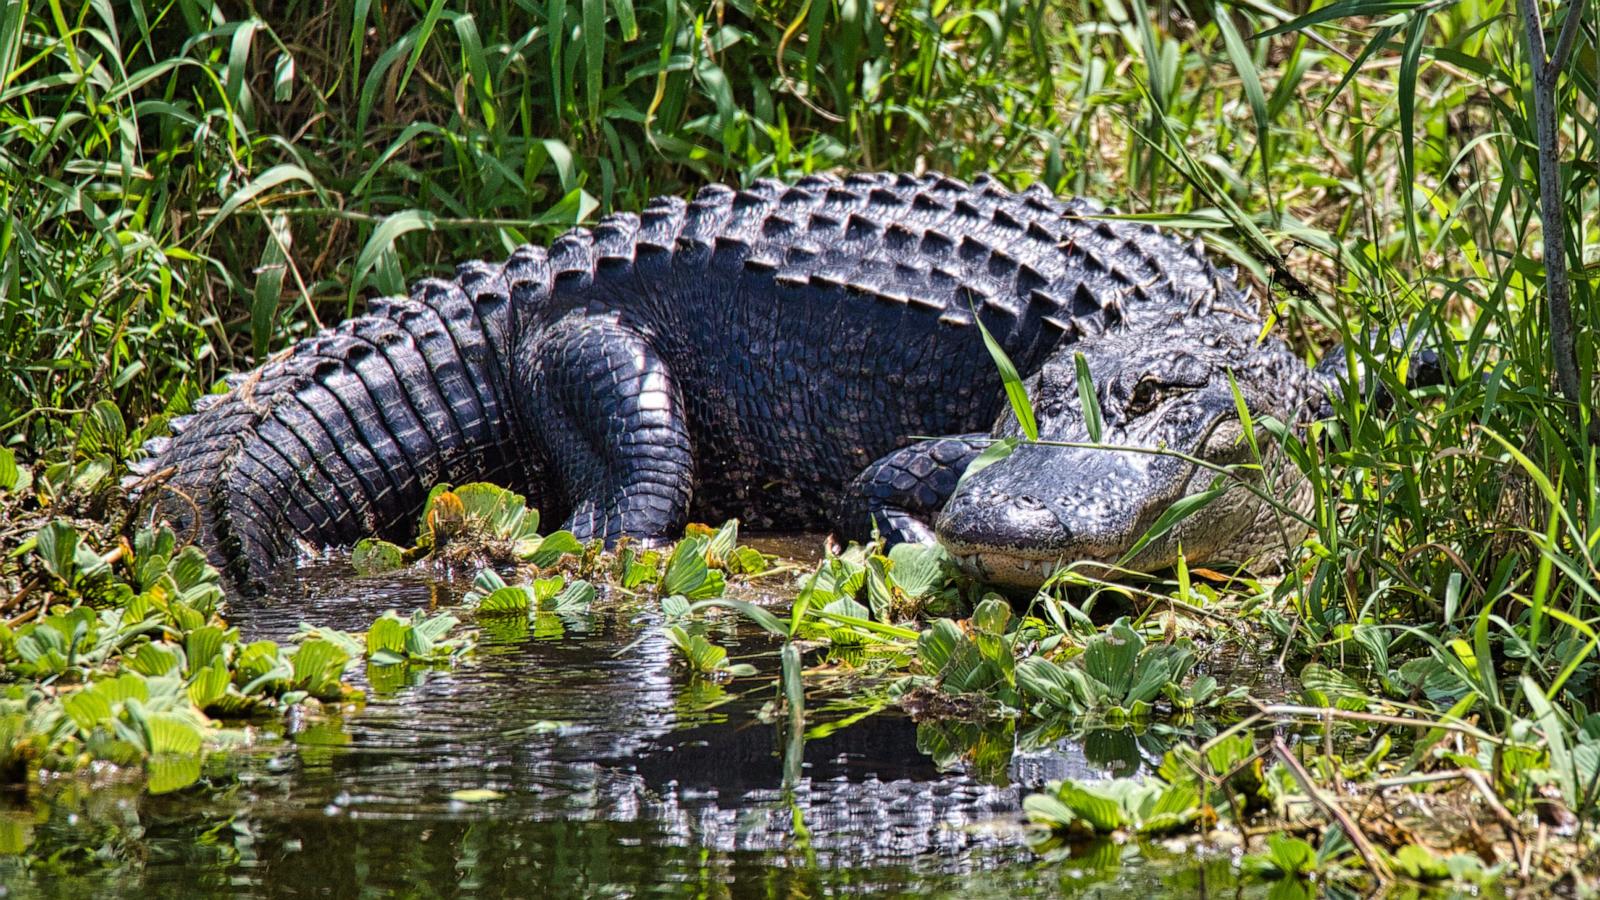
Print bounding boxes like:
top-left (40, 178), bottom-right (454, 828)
top-left (188, 659), bottom-right (232, 709)
top-left (524, 530), bottom-right (582, 567)
top-left (354, 209), bottom-right (437, 295)
top-left (77, 400), bottom-right (128, 456)
top-left (252, 214), bottom-right (291, 360)
top-left (955, 437), bottom-right (1018, 491)
top-left (184, 626), bottom-right (228, 672)
top-left (664, 625), bottom-right (733, 675)
top-left (1525, 676), bottom-right (1577, 808)
top-left (352, 539), bottom-right (407, 575)
top-left (1267, 833), bottom-right (1317, 875)
top-left (127, 642), bottom-right (180, 677)
top-left (529, 576), bottom-right (566, 602)
top-left (1073, 352), bottom-right (1105, 443)
top-left (1212, 1), bottom-right (1269, 178)
top-left (1396, 12), bottom-right (1427, 256)
top-left (63, 689), bottom-right (114, 732)
top-left (611, 0), bottom-right (637, 40)
top-left (1017, 656), bottom-right (1086, 712)
top-left (35, 521), bottom-right (80, 582)
top-left (1084, 620), bottom-right (1145, 698)
top-left (0, 448), bottom-right (18, 492)
top-left (206, 164), bottom-right (319, 237)
top-left (701, 519), bottom-right (740, 566)
top-left (687, 598), bottom-right (790, 639)
top-left (411, 611), bottom-right (459, 645)
top-left (887, 543), bottom-right (950, 600)
top-left (662, 536), bottom-right (725, 599)
top-left (95, 673), bottom-right (151, 707)
top-left (1117, 480), bottom-right (1229, 565)
top-left (366, 614), bottom-right (409, 657)
top-left (290, 639), bottom-right (352, 698)
top-left (1053, 781), bottom-right (1130, 832)
top-left (918, 619), bottom-right (997, 694)
top-left (144, 713), bottom-right (204, 756)
top-left (1225, 369), bottom-right (1260, 461)
top-left (1301, 662), bottom-right (1372, 708)
top-left (918, 619), bottom-right (962, 673)
top-left (453, 483), bottom-right (539, 540)
top-left (551, 579), bottom-right (596, 613)
top-left (476, 586), bottom-right (532, 616)
top-left (1251, 0), bottom-right (1426, 39)
top-left (619, 548), bottom-right (662, 587)
top-left (582, 0), bottom-right (604, 121)
top-left (781, 641), bottom-right (804, 719)
top-left (1023, 791), bottom-right (1084, 831)
top-left (397, 0), bottom-right (448, 97)
top-left (974, 307), bottom-right (1038, 440)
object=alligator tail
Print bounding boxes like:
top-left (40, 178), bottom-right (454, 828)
top-left (132, 248), bottom-right (550, 587)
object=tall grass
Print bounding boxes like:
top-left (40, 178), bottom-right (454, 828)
top-left (5, 0), bottom-right (1600, 806)
top-left (0, 0), bottom-right (1064, 447)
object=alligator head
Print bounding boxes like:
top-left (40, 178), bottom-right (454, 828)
top-left (936, 317), bottom-right (1330, 589)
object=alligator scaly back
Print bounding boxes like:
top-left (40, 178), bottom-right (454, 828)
top-left (139, 172), bottom-right (1257, 589)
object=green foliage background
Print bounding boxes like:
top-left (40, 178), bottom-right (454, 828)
top-left (15, 0), bottom-right (1580, 441)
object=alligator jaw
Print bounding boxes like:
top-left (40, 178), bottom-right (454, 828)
top-left (947, 549), bottom-right (1069, 590)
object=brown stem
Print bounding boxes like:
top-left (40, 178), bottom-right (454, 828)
top-left (1461, 768), bottom-right (1528, 875)
top-left (1271, 737), bottom-right (1394, 883)
top-left (1517, 0), bottom-right (1592, 438)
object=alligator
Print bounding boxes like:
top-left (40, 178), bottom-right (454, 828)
top-left (139, 171), bottom-right (1371, 592)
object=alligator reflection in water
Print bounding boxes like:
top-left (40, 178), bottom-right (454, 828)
top-left (226, 562), bottom-right (1125, 864)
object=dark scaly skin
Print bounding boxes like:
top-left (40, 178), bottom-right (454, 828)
top-left (142, 171), bottom-right (1314, 590)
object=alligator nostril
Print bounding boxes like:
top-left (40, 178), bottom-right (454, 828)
top-left (1013, 494), bottom-right (1044, 510)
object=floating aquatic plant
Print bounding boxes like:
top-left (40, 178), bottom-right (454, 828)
top-left (352, 483), bottom-right (584, 574)
top-left (0, 520), bottom-right (474, 794)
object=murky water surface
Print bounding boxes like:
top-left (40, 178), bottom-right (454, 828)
top-left (0, 546), bottom-right (1299, 898)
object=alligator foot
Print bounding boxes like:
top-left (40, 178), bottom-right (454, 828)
top-left (836, 435), bottom-right (991, 545)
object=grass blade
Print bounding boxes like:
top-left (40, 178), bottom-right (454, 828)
top-left (1073, 352), bottom-right (1104, 443)
top-left (583, 0), bottom-right (603, 121)
top-left (972, 303), bottom-right (1037, 440)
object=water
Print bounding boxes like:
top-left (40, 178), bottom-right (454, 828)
top-left (0, 551), bottom-right (1295, 898)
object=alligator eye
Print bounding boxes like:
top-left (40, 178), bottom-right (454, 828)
top-left (1126, 378), bottom-right (1164, 415)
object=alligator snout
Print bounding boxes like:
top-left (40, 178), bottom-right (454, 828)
top-left (934, 442), bottom-right (1158, 590)
top-left (938, 487), bottom-right (1070, 549)
top-left (934, 487), bottom-right (1078, 588)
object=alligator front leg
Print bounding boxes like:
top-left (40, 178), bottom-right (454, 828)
top-left (836, 435), bottom-right (991, 544)
top-left (522, 315), bottom-right (693, 544)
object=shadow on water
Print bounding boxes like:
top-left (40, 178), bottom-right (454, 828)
top-left (0, 553), bottom-right (1298, 898)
